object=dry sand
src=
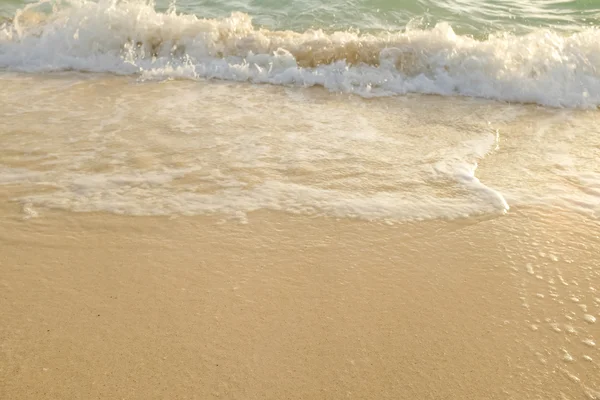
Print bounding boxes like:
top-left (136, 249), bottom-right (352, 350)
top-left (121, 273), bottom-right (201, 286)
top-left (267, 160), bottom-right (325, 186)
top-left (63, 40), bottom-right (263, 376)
top-left (1, 192), bottom-right (599, 399)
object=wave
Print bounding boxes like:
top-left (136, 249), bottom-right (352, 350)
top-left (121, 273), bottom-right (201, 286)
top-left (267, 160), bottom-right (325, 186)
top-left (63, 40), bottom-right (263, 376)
top-left (2, 0), bottom-right (600, 108)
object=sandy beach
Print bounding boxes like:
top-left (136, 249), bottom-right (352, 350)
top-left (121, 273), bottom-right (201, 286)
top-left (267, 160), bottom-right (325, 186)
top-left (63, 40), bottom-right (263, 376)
top-left (2, 192), bottom-right (599, 399)
top-left (1, 8), bottom-right (600, 396)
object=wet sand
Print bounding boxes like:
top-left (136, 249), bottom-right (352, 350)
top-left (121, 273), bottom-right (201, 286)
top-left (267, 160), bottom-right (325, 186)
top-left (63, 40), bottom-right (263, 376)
top-left (1, 196), bottom-right (599, 399)
top-left (1, 75), bottom-right (599, 400)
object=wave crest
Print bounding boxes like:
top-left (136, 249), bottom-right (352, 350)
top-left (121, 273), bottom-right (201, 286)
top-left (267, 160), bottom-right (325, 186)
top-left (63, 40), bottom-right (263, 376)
top-left (2, 0), bottom-right (600, 107)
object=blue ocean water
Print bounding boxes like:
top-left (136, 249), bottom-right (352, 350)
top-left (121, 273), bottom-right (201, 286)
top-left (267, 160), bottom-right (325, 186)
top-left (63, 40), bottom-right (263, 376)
top-left (2, 0), bottom-right (599, 34)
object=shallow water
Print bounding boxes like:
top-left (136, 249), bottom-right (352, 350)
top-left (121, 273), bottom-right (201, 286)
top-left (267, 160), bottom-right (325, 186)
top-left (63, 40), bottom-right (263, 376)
top-left (0, 1), bottom-right (599, 220)
top-left (1, 74), bottom-right (599, 222)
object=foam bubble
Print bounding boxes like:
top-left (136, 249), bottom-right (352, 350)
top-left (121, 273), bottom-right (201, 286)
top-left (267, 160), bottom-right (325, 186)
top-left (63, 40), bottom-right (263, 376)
top-left (561, 349), bottom-right (575, 363)
top-left (582, 338), bottom-right (596, 347)
top-left (583, 314), bottom-right (597, 324)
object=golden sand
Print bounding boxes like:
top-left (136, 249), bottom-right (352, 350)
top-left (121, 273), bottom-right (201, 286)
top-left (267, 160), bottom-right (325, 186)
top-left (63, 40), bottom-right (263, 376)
top-left (1, 195), bottom-right (599, 399)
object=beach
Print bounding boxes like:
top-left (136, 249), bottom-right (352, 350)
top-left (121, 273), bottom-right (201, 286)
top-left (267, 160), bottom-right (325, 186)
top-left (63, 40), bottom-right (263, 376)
top-left (2, 1), bottom-right (600, 398)
top-left (1, 72), bottom-right (600, 400)
top-left (2, 198), bottom-right (600, 399)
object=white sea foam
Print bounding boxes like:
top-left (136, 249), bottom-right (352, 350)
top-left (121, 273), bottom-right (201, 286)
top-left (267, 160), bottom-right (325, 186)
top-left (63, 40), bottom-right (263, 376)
top-left (11, 136), bottom-right (508, 221)
top-left (0, 75), bottom-right (509, 222)
top-left (2, 0), bottom-right (600, 107)
top-left (4, 62), bottom-right (599, 221)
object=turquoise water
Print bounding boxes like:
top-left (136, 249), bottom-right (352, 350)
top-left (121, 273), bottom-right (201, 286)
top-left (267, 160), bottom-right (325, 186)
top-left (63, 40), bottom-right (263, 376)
top-left (179, 0), bottom-right (600, 35)
top-left (2, 0), bottom-right (599, 35)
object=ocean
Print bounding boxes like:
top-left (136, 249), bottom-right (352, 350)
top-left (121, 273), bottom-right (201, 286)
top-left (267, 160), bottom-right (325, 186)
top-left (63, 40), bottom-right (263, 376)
top-left (0, 0), bottom-right (599, 221)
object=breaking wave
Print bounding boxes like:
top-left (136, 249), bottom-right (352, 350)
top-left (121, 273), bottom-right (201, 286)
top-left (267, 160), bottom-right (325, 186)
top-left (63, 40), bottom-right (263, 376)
top-left (2, 0), bottom-right (600, 107)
